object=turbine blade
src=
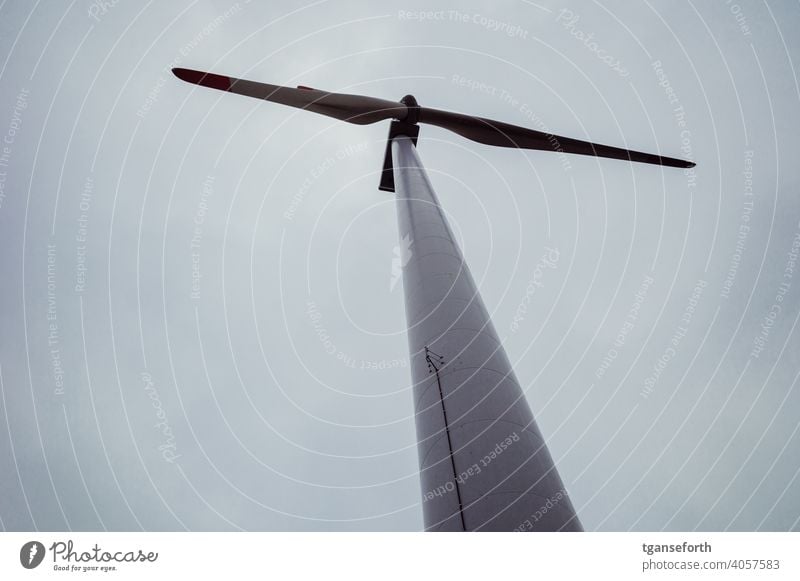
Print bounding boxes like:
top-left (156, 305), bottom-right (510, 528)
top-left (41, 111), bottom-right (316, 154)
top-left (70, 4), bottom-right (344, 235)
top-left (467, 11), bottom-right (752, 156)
top-left (419, 108), bottom-right (695, 168)
top-left (172, 68), bottom-right (408, 125)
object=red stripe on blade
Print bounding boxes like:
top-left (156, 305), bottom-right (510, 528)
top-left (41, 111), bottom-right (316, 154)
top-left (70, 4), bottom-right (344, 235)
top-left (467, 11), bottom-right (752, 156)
top-left (172, 68), bottom-right (231, 91)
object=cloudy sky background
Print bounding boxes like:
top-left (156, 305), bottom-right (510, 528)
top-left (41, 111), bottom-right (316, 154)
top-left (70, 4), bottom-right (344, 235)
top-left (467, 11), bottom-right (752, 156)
top-left (0, 0), bottom-right (798, 531)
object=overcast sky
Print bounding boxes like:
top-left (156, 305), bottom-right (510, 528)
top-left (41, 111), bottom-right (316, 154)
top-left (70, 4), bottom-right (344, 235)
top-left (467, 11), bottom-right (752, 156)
top-left (0, 0), bottom-right (798, 531)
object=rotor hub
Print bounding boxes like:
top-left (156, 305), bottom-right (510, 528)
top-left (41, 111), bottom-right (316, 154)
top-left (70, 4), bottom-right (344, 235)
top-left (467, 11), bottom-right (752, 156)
top-left (401, 94), bottom-right (420, 124)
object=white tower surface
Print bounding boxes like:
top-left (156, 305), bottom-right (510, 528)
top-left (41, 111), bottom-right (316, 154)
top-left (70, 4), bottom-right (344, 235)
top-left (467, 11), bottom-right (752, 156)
top-left (392, 136), bottom-right (582, 531)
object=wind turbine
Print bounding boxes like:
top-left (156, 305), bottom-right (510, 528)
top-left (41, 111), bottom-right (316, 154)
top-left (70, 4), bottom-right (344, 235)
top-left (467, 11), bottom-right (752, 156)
top-left (173, 67), bottom-right (694, 531)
